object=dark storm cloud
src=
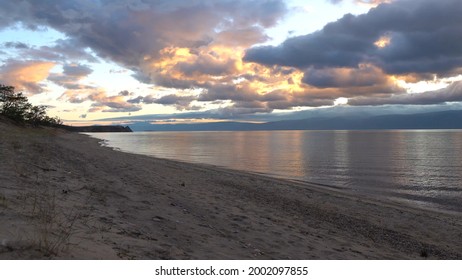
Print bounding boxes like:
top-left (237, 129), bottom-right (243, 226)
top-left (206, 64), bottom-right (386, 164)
top-left (244, 0), bottom-right (462, 77)
top-left (0, 1), bottom-right (28, 29)
top-left (245, 29), bottom-right (368, 69)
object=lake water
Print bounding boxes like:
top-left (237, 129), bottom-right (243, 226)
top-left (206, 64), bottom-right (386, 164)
top-left (88, 130), bottom-right (462, 214)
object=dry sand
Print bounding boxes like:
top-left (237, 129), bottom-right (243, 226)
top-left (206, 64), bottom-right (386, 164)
top-left (1, 119), bottom-right (461, 259)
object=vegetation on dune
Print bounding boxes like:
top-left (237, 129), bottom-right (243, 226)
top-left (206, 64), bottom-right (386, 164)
top-left (0, 84), bottom-right (62, 126)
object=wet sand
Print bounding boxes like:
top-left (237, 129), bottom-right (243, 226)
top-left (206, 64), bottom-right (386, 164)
top-left (1, 119), bottom-right (461, 259)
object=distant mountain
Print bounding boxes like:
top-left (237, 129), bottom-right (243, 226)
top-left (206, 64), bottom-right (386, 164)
top-left (129, 121), bottom-right (259, 131)
top-left (261, 110), bottom-right (462, 130)
top-left (128, 110), bottom-right (462, 131)
top-left (61, 125), bottom-right (133, 132)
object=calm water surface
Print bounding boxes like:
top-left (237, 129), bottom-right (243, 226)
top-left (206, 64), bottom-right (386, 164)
top-left (88, 130), bottom-right (462, 213)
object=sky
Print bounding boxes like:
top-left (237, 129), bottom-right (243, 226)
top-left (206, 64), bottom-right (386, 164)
top-left (1, 0), bottom-right (462, 125)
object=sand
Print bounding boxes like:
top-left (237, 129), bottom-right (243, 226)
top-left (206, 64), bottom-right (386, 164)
top-left (0, 119), bottom-right (461, 259)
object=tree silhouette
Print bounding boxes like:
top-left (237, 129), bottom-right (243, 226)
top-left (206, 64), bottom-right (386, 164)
top-left (0, 84), bottom-right (62, 126)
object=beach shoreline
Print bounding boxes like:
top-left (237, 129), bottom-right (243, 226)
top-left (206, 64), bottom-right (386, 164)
top-left (1, 121), bottom-right (461, 259)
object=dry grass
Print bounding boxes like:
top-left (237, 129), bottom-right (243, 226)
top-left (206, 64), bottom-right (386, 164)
top-left (22, 180), bottom-right (82, 256)
top-left (0, 125), bottom-right (81, 257)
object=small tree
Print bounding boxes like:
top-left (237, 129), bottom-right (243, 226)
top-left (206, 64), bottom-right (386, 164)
top-left (1, 91), bottom-right (32, 122)
top-left (26, 105), bottom-right (47, 125)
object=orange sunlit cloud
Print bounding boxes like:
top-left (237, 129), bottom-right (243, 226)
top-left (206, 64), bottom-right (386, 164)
top-left (138, 39), bottom-right (410, 113)
top-left (0, 61), bottom-right (55, 93)
top-left (145, 43), bottom-right (308, 103)
top-left (60, 88), bottom-right (141, 113)
top-left (374, 35), bottom-right (391, 48)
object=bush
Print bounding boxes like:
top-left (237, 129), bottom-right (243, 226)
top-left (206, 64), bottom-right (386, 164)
top-left (0, 84), bottom-right (62, 126)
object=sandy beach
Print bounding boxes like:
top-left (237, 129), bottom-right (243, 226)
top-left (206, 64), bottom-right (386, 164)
top-left (1, 119), bottom-right (461, 259)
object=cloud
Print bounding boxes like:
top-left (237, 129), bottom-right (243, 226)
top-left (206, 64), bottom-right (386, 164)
top-left (48, 63), bottom-right (93, 89)
top-left (97, 101), bottom-right (462, 124)
top-left (245, 0), bottom-right (462, 78)
top-left (118, 90), bottom-right (133, 97)
top-left (327, 0), bottom-right (393, 5)
top-left (0, 1), bottom-right (28, 29)
top-left (356, 0), bottom-right (393, 5)
top-left (60, 88), bottom-right (142, 112)
top-left (110, 69), bottom-right (128, 74)
top-left (62, 63), bottom-right (93, 77)
top-left (176, 53), bottom-right (238, 77)
top-left (3, 41), bottom-right (30, 49)
top-left (198, 84), bottom-right (260, 102)
top-left (302, 64), bottom-right (389, 88)
top-left (349, 80), bottom-right (462, 106)
top-left (210, 105), bottom-right (273, 117)
top-left (1, 0), bottom-right (327, 116)
top-left (60, 89), bottom-right (91, 104)
top-left (97, 108), bottom-right (267, 122)
top-left (214, 27), bottom-right (270, 47)
top-left (0, 0), bottom-right (287, 85)
top-left (87, 90), bottom-right (142, 113)
top-left (127, 96), bottom-right (144, 104)
top-left (42, 38), bottom-right (99, 62)
top-left (13, 38), bottom-right (99, 63)
top-left (1, 0), bottom-right (286, 67)
top-left (154, 94), bottom-right (199, 110)
top-left (327, 0), bottom-right (343, 4)
top-left (127, 93), bottom-right (199, 110)
top-left (0, 60), bottom-right (55, 93)
top-left (2, 0), bottom-right (461, 119)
